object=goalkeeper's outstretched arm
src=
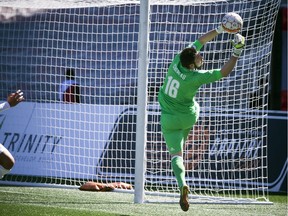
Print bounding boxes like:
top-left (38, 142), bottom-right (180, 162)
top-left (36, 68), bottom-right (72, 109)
top-left (196, 24), bottom-right (245, 78)
top-left (197, 29), bottom-right (219, 45)
top-left (197, 24), bottom-right (225, 46)
top-left (221, 33), bottom-right (245, 77)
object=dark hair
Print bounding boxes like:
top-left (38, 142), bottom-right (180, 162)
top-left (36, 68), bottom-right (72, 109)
top-left (180, 47), bottom-right (197, 68)
top-left (65, 68), bottom-right (75, 79)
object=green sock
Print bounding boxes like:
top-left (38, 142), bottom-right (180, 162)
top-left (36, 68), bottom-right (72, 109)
top-left (171, 156), bottom-right (186, 189)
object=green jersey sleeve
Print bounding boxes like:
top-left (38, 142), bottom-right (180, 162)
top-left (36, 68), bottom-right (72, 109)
top-left (194, 69), bottom-right (223, 85)
top-left (187, 40), bottom-right (203, 52)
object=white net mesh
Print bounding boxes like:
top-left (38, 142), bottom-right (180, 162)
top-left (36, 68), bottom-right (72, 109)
top-left (0, 0), bottom-right (280, 204)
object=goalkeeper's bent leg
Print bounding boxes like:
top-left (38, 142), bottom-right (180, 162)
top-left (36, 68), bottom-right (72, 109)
top-left (171, 155), bottom-right (186, 188)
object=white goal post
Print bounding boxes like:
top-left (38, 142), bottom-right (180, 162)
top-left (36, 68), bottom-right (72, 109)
top-left (0, 0), bottom-right (281, 204)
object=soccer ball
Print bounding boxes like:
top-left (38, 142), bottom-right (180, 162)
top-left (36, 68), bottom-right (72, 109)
top-left (221, 12), bottom-right (243, 34)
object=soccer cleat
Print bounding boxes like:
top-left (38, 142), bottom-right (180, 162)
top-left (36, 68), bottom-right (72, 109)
top-left (179, 185), bottom-right (190, 212)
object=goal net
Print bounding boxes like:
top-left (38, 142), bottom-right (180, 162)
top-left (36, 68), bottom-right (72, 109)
top-left (0, 0), bottom-right (281, 204)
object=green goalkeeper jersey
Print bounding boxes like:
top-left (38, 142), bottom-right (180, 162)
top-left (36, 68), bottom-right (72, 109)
top-left (158, 40), bottom-right (223, 114)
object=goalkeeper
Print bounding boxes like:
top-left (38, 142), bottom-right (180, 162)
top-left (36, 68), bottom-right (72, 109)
top-left (0, 90), bottom-right (24, 179)
top-left (158, 26), bottom-right (245, 211)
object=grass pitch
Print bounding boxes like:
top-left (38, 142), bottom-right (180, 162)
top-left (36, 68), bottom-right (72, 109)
top-left (0, 186), bottom-right (287, 216)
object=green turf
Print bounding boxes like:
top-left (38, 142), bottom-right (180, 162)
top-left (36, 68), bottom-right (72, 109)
top-left (0, 186), bottom-right (287, 216)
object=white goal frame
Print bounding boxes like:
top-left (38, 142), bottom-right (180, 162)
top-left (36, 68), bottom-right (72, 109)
top-left (0, 0), bottom-right (281, 205)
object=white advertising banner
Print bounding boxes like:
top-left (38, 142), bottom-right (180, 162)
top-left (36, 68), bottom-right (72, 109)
top-left (0, 102), bottom-right (287, 192)
top-left (0, 102), bottom-right (128, 179)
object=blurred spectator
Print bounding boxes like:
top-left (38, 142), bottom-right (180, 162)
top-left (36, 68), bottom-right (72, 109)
top-left (59, 68), bottom-right (81, 103)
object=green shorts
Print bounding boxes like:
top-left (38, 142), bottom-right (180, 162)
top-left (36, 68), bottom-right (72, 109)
top-left (160, 111), bottom-right (199, 154)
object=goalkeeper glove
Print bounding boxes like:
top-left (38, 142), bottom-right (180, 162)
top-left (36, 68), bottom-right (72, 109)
top-left (215, 24), bottom-right (225, 34)
top-left (231, 33), bottom-right (245, 57)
